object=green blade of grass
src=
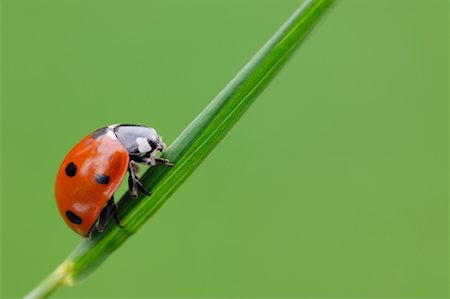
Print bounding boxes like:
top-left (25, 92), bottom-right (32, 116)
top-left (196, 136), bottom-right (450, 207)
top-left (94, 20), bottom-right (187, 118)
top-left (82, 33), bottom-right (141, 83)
top-left (25, 0), bottom-right (335, 297)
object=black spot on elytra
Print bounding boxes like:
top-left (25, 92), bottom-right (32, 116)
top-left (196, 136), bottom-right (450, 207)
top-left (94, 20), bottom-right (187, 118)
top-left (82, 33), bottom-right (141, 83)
top-left (65, 162), bottom-right (77, 177)
top-left (66, 210), bottom-right (82, 224)
top-left (91, 127), bottom-right (108, 139)
top-left (95, 173), bottom-right (110, 185)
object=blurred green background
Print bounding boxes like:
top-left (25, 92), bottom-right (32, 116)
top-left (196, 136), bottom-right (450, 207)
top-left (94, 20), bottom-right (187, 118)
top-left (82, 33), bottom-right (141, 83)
top-left (1, 0), bottom-right (448, 298)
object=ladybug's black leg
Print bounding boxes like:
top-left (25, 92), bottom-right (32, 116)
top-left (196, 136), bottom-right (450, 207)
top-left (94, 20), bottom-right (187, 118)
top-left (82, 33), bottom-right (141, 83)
top-left (128, 174), bottom-right (138, 198)
top-left (155, 157), bottom-right (174, 167)
top-left (128, 160), bottom-right (151, 197)
top-left (97, 197), bottom-right (114, 232)
top-left (140, 156), bottom-right (174, 168)
top-left (111, 199), bottom-right (124, 229)
top-left (97, 196), bottom-right (123, 232)
top-left (136, 179), bottom-right (151, 196)
top-left (128, 162), bottom-right (139, 198)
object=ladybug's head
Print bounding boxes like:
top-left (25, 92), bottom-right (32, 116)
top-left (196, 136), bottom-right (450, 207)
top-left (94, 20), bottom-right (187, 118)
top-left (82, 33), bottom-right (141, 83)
top-left (114, 124), bottom-right (167, 156)
top-left (147, 132), bottom-right (166, 154)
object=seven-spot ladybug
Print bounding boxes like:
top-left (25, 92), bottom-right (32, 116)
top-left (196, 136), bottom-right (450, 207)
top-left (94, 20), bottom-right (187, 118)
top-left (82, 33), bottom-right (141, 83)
top-left (55, 124), bottom-right (173, 237)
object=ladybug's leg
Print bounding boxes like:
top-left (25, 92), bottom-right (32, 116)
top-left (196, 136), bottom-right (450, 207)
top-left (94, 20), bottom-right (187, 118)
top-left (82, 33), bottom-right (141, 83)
top-left (111, 199), bottom-right (124, 229)
top-left (128, 170), bottom-right (138, 198)
top-left (97, 196), bottom-right (123, 232)
top-left (128, 160), bottom-right (151, 198)
top-left (136, 178), bottom-right (151, 196)
top-left (140, 156), bottom-right (174, 168)
top-left (155, 157), bottom-right (174, 167)
top-left (97, 197), bottom-right (115, 232)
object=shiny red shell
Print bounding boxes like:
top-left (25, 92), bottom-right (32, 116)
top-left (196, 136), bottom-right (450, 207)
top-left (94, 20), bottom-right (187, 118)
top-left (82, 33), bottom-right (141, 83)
top-left (55, 131), bottom-right (129, 236)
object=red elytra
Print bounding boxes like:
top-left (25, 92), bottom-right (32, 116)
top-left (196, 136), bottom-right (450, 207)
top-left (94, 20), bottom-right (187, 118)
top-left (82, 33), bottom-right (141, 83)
top-left (54, 124), bottom-right (173, 237)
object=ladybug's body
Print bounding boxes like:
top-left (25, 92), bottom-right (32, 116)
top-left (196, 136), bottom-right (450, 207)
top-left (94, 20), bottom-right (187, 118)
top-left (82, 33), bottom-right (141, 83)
top-left (55, 124), bottom-right (172, 237)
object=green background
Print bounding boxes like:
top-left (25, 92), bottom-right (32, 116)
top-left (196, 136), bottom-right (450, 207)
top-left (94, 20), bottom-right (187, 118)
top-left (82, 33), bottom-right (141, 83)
top-left (1, 0), bottom-right (448, 298)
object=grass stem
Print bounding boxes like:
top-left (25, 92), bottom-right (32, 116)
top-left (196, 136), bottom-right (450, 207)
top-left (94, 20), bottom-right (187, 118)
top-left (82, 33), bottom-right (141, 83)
top-left (24, 1), bottom-right (335, 297)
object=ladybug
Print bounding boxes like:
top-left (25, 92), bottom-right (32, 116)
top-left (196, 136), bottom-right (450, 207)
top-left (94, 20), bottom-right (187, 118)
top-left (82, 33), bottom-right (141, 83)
top-left (55, 124), bottom-right (173, 237)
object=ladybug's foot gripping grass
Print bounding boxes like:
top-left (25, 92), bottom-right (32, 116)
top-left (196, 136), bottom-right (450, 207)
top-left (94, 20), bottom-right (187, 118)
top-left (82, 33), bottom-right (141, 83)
top-left (97, 196), bottom-right (123, 232)
top-left (136, 178), bottom-right (151, 197)
top-left (140, 156), bottom-right (174, 168)
top-left (128, 161), bottom-right (151, 198)
top-left (155, 157), bottom-right (174, 167)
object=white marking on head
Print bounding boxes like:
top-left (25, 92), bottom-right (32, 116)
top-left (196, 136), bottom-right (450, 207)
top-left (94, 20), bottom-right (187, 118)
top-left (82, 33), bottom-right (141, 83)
top-left (106, 130), bottom-right (116, 139)
top-left (136, 137), bottom-right (152, 153)
top-left (103, 125), bottom-right (119, 139)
